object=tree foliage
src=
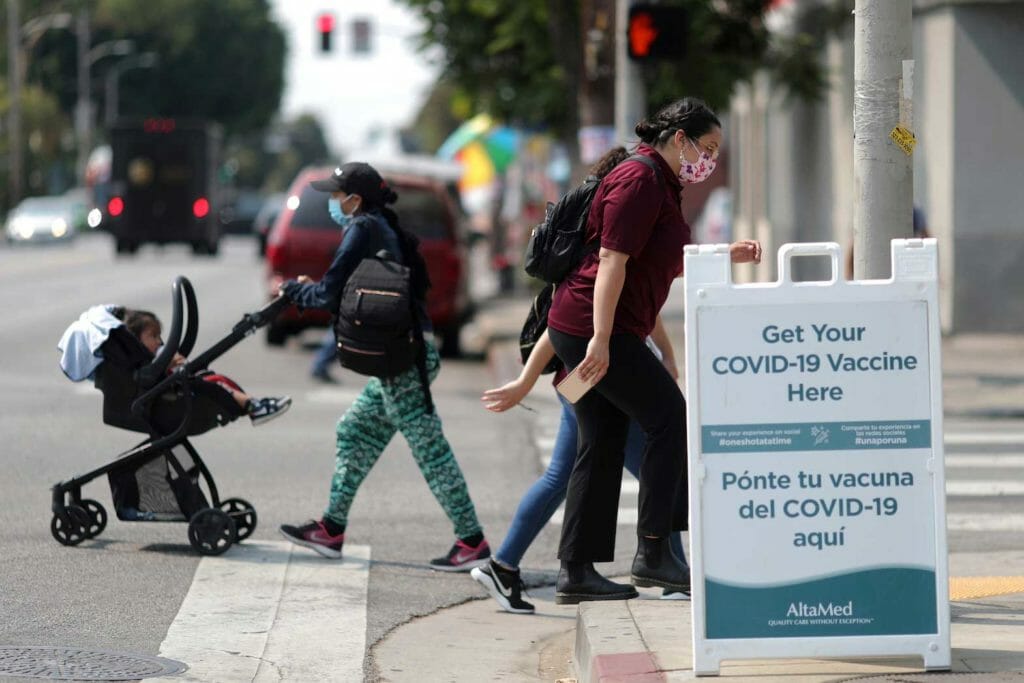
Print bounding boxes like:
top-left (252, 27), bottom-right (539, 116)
top-left (399, 0), bottom-right (578, 135)
top-left (399, 0), bottom-right (836, 136)
top-left (93, 0), bottom-right (286, 134)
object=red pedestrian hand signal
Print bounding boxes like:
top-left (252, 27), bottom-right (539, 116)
top-left (629, 11), bottom-right (659, 58)
top-left (627, 4), bottom-right (688, 61)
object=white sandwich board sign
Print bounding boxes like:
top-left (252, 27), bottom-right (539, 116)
top-left (683, 241), bottom-right (950, 676)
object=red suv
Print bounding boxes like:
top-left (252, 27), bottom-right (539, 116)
top-left (264, 164), bottom-right (473, 356)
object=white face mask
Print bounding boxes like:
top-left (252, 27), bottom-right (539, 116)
top-left (678, 138), bottom-right (717, 184)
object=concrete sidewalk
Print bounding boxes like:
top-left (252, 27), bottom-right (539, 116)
top-left (476, 294), bottom-right (1024, 682)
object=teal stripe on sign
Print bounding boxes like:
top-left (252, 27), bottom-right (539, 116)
top-left (702, 420), bottom-right (931, 453)
top-left (705, 567), bottom-right (937, 639)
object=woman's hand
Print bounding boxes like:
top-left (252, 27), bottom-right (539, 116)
top-left (296, 275), bottom-right (314, 284)
top-left (481, 379), bottom-right (531, 413)
top-left (579, 335), bottom-right (610, 384)
top-left (730, 240), bottom-right (762, 264)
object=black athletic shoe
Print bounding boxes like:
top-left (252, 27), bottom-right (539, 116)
top-left (279, 519), bottom-right (345, 559)
top-left (471, 560), bottom-right (535, 614)
top-left (249, 396), bottom-right (292, 425)
top-left (660, 588), bottom-right (691, 600)
top-left (429, 538), bottom-right (491, 572)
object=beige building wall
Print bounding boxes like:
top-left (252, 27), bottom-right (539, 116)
top-left (730, 0), bottom-right (1024, 332)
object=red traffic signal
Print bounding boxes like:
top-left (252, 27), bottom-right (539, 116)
top-left (627, 4), bottom-right (687, 61)
top-left (318, 12), bottom-right (335, 53)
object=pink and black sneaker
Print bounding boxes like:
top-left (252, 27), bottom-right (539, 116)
top-left (279, 519), bottom-right (344, 559)
top-left (429, 538), bottom-right (491, 572)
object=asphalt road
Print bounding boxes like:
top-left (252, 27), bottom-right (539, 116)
top-left (5, 234), bottom-right (1022, 682)
top-left (0, 232), bottom-right (564, 680)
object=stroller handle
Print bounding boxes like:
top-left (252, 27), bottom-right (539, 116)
top-left (138, 276), bottom-right (194, 388)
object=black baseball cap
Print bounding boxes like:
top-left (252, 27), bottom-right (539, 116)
top-left (310, 162), bottom-right (388, 205)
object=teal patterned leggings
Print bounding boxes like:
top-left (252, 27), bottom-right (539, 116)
top-left (324, 342), bottom-right (483, 539)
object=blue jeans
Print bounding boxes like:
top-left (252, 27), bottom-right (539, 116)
top-left (495, 394), bottom-right (686, 569)
top-left (311, 328), bottom-right (336, 375)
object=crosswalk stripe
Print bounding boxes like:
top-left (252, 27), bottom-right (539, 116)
top-left (947, 513), bottom-right (1024, 532)
top-left (142, 540), bottom-right (369, 682)
top-left (580, 475), bottom-right (1024, 498)
top-left (550, 507), bottom-right (1024, 531)
top-left (945, 432), bottom-right (1024, 446)
top-left (946, 481), bottom-right (1024, 496)
top-left (946, 454), bottom-right (1024, 468)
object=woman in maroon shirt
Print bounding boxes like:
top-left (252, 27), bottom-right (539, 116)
top-left (547, 98), bottom-right (761, 603)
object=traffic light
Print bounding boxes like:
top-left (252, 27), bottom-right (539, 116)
top-left (352, 19), bottom-right (372, 55)
top-left (627, 4), bottom-right (687, 61)
top-left (318, 12), bottom-right (335, 53)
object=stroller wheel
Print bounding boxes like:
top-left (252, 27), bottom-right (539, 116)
top-left (80, 499), bottom-right (108, 539)
top-left (188, 508), bottom-right (237, 556)
top-left (51, 505), bottom-right (91, 546)
top-left (219, 498), bottom-right (257, 542)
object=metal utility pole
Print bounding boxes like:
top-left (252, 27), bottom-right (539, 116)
top-left (7, 0), bottom-right (23, 205)
top-left (75, 9), bottom-right (91, 183)
top-left (853, 0), bottom-right (914, 280)
top-left (614, 0), bottom-right (645, 147)
top-left (579, 0), bottom-right (616, 166)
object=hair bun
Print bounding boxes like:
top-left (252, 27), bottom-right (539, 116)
top-left (382, 187), bottom-right (398, 205)
top-left (634, 120), bottom-right (655, 139)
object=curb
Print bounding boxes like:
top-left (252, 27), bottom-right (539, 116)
top-left (574, 601), bottom-right (666, 683)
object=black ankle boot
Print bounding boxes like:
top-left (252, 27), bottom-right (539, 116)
top-left (555, 561), bottom-right (639, 605)
top-left (631, 536), bottom-right (691, 593)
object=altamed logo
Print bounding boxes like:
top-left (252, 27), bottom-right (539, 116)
top-left (787, 601), bottom-right (854, 618)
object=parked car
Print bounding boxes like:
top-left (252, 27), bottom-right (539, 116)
top-left (219, 188), bottom-right (266, 235)
top-left (60, 187), bottom-right (94, 232)
top-left (4, 195), bottom-right (79, 244)
top-left (253, 192), bottom-right (286, 256)
top-left (264, 161), bottom-right (473, 356)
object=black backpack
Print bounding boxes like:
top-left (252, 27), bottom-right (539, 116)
top-left (523, 154), bottom-right (662, 284)
top-left (334, 251), bottom-right (420, 379)
top-left (518, 283), bottom-right (562, 374)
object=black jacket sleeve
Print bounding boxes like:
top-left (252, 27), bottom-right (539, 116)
top-left (282, 218), bottom-right (371, 312)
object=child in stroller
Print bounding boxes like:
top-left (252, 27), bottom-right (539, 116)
top-left (51, 276), bottom-right (293, 555)
top-left (116, 307), bottom-right (291, 425)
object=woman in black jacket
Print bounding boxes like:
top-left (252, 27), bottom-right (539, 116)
top-left (277, 162), bottom-right (489, 571)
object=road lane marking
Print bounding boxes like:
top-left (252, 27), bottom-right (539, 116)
top-left (142, 540), bottom-right (369, 683)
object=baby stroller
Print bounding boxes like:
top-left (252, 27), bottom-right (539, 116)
top-left (51, 276), bottom-right (291, 555)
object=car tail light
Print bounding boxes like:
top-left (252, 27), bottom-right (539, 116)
top-left (107, 197), bottom-right (124, 217)
top-left (193, 197), bottom-right (210, 218)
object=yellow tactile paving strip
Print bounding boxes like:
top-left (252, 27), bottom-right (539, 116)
top-left (950, 576), bottom-right (1024, 600)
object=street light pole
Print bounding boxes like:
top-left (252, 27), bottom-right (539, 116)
top-left (5, 7), bottom-right (73, 205)
top-left (7, 0), bottom-right (23, 205)
top-left (105, 52), bottom-right (158, 127)
top-left (614, 0), bottom-right (645, 146)
top-left (75, 23), bottom-right (134, 184)
top-left (852, 0), bottom-right (913, 279)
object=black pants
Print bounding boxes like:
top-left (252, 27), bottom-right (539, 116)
top-left (549, 328), bottom-right (688, 563)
